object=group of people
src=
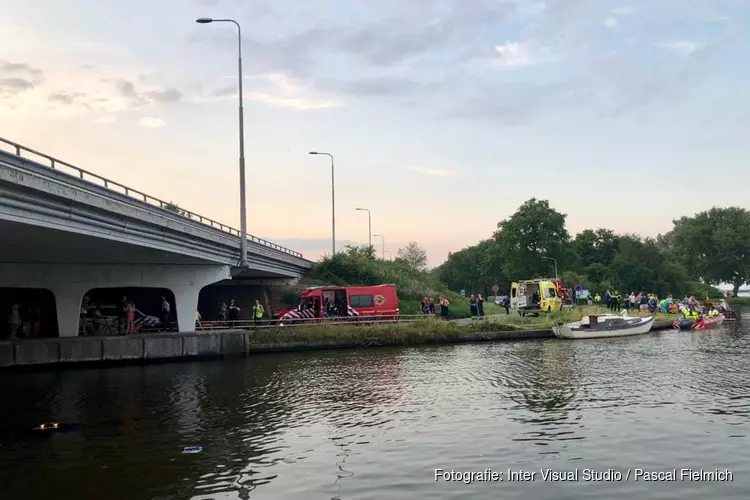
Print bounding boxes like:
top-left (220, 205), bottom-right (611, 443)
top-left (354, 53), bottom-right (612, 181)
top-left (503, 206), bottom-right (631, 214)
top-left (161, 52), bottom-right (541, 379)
top-left (468, 294), bottom-right (485, 318)
top-left (5, 302), bottom-right (42, 340)
top-left (595, 291), bottom-right (676, 315)
top-left (78, 295), bottom-right (172, 336)
top-left (214, 299), bottom-right (265, 326)
top-left (593, 291), bottom-right (735, 319)
top-left (420, 296), bottom-right (452, 319)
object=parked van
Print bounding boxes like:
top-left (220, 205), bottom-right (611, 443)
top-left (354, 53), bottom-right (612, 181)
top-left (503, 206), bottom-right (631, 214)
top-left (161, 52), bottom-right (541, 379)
top-left (274, 284), bottom-right (399, 324)
top-left (510, 279), bottom-right (563, 316)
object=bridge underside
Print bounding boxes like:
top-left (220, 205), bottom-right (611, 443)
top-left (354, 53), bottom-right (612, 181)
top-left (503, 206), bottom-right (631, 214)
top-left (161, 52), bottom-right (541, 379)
top-left (0, 220), bottom-right (294, 278)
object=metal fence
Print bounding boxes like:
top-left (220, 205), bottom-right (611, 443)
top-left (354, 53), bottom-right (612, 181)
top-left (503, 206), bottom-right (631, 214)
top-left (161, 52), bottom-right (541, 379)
top-left (0, 136), bottom-right (304, 258)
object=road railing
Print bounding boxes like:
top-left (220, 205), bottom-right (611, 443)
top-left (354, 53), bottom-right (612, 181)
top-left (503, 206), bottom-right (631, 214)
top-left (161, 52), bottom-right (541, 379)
top-left (0, 136), bottom-right (303, 258)
top-left (195, 314), bottom-right (431, 330)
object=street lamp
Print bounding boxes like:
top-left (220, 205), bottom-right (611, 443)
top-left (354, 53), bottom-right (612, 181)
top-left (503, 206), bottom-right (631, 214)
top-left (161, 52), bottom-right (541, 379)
top-left (195, 17), bottom-right (248, 267)
top-left (373, 233), bottom-right (385, 259)
top-left (309, 152), bottom-right (335, 255)
top-left (542, 256), bottom-right (558, 282)
top-left (355, 208), bottom-right (371, 249)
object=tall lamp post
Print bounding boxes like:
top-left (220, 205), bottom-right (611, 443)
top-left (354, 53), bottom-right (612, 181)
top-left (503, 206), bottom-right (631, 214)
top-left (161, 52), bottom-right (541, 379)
top-left (355, 208), bottom-right (371, 250)
top-left (542, 256), bottom-right (558, 282)
top-left (195, 17), bottom-right (248, 267)
top-left (309, 152), bottom-right (335, 255)
top-left (373, 233), bottom-right (385, 259)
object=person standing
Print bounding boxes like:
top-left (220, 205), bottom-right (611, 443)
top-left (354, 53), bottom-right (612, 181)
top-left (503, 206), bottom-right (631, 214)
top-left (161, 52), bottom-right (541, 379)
top-left (160, 296), bottom-right (171, 331)
top-left (428, 298), bottom-right (435, 315)
top-left (30, 306), bottom-right (41, 338)
top-left (477, 294), bottom-right (485, 317)
top-left (227, 299), bottom-right (241, 326)
top-left (469, 294), bottom-right (478, 318)
top-left (8, 303), bottom-right (21, 340)
top-left (118, 296), bottom-right (128, 335)
top-left (421, 296), bottom-right (430, 315)
top-left (126, 299), bottom-right (136, 334)
top-left (503, 295), bottom-right (511, 315)
top-left (252, 300), bottom-right (265, 327)
top-left (439, 296), bottom-right (450, 320)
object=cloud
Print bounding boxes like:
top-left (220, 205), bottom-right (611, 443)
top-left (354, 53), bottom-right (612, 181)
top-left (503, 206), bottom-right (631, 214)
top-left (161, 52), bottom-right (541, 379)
top-left (611, 6), bottom-right (634, 15)
top-left (493, 42), bottom-right (540, 67)
top-left (0, 57), bottom-right (184, 123)
top-left (603, 16), bottom-right (618, 28)
top-left (658, 41), bottom-right (702, 56)
top-left (146, 88), bottom-right (182, 103)
top-left (137, 117), bottom-right (166, 128)
top-left (444, 81), bottom-right (572, 125)
top-left (371, 158), bottom-right (455, 177)
top-left (330, 77), bottom-right (425, 97)
top-left (0, 78), bottom-right (34, 95)
top-left (409, 165), bottom-right (456, 176)
top-left (94, 115), bottom-right (117, 124)
top-left (196, 73), bottom-right (341, 110)
top-left (0, 60), bottom-right (43, 98)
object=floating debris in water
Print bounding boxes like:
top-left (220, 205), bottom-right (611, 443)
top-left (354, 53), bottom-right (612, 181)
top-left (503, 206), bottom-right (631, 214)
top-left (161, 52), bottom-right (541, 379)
top-left (33, 422), bottom-right (59, 431)
top-left (32, 422), bottom-right (82, 433)
top-left (182, 446), bottom-right (203, 454)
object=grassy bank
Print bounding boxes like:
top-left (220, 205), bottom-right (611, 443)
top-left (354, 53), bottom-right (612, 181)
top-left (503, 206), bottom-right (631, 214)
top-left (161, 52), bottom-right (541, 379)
top-left (249, 306), bottom-right (671, 346)
top-left (727, 297), bottom-right (750, 306)
top-left (247, 317), bottom-right (518, 346)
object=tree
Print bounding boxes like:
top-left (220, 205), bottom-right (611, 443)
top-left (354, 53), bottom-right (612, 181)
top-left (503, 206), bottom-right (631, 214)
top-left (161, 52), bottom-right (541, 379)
top-left (163, 201), bottom-right (191, 219)
top-left (571, 228), bottom-right (620, 269)
top-left (396, 241), bottom-right (428, 271)
top-left (344, 244), bottom-right (376, 260)
top-left (495, 198), bottom-right (571, 279)
top-left (670, 207), bottom-right (750, 295)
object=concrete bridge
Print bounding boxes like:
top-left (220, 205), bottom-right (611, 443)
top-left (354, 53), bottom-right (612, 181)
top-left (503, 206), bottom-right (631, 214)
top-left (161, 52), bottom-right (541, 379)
top-left (0, 136), bottom-right (312, 337)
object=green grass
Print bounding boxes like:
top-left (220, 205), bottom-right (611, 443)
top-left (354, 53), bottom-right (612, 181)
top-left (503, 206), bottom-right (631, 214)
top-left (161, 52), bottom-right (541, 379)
top-left (727, 297), bottom-right (750, 306)
top-left (399, 297), bottom-right (504, 317)
top-left (246, 317), bottom-right (517, 346)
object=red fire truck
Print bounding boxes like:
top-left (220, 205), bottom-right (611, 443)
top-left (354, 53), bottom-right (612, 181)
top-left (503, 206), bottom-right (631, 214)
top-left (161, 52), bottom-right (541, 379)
top-left (274, 284), bottom-right (400, 324)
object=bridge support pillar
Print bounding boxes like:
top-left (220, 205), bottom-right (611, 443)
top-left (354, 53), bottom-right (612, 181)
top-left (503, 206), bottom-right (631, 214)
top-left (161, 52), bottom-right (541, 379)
top-left (0, 263), bottom-right (230, 336)
top-left (49, 283), bottom-right (89, 338)
top-left (172, 286), bottom-right (202, 333)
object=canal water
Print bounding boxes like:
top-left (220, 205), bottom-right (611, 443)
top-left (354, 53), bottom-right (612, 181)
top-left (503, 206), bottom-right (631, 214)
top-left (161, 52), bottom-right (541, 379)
top-left (1, 317), bottom-right (749, 499)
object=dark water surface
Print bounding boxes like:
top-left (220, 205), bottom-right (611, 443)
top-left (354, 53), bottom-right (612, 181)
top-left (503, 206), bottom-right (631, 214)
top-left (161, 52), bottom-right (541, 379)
top-left (2, 316), bottom-right (750, 500)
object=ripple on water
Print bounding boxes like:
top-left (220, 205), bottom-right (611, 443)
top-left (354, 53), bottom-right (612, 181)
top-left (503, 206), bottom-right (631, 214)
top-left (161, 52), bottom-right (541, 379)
top-left (2, 325), bottom-right (750, 499)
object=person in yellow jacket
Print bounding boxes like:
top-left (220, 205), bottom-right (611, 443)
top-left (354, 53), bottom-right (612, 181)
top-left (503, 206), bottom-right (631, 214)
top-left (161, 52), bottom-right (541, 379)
top-left (252, 300), bottom-right (265, 327)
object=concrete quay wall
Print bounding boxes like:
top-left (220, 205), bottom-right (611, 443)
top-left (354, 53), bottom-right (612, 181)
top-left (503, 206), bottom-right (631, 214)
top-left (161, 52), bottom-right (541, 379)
top-left (0, 320), bottom-right (674, 370)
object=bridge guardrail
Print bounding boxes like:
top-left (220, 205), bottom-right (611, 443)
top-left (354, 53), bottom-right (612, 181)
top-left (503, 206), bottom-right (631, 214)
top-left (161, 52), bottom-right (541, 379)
top-left (0, 136), bottom-right (304, 258)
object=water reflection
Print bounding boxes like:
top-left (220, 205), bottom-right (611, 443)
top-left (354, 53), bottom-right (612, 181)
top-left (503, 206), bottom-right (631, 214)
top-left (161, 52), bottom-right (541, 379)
top-left (1, 319), bottom-right (750, 499)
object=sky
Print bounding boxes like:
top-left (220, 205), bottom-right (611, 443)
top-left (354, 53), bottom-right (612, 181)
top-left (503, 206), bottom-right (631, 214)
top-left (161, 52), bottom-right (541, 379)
top-left (1, 0), bottom-right (749, 267)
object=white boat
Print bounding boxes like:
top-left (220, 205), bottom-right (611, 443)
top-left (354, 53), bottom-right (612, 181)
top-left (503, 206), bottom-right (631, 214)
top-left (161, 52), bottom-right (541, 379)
top-left (552, 313), bottom-right (656, 339)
